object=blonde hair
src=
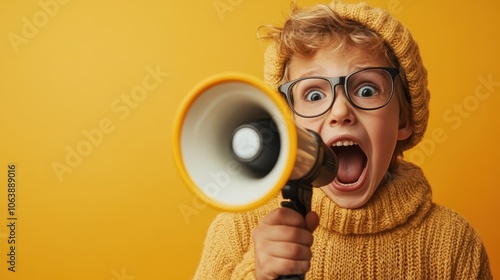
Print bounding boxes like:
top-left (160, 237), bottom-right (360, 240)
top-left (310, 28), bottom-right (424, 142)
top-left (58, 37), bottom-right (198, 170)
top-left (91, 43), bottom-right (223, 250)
top-left (259, 3), bottom-right (412, 170)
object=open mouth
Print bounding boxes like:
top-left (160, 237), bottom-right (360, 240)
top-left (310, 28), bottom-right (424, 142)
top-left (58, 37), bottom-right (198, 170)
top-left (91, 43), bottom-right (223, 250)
top-left (331, 141), bottom-right (367, 185)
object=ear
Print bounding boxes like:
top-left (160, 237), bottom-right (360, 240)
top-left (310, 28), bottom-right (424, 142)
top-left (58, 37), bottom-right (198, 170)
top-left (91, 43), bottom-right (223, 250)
top-left (397, 121), bottom-right (413, 141)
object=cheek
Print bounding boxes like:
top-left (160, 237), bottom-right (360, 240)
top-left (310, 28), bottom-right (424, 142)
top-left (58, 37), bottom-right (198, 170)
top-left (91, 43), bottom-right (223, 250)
top-left (294, 117), bottom-right (322, 132)
top-left (368, 110), bottom-right (400, 160)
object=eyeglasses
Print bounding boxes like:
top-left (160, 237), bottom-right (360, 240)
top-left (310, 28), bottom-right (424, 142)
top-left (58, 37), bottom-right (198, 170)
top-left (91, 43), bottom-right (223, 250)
top-left (278, 67), bottom-right (400, 118)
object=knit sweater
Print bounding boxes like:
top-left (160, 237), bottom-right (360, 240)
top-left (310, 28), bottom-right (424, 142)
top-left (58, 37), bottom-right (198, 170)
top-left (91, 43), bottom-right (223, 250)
top-left (193, 161), bottom-right (492, 279)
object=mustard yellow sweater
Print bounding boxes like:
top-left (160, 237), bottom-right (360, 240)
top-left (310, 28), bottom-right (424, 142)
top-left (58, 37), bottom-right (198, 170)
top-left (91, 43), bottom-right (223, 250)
top-left (194, 161), bottom-right (492, 279)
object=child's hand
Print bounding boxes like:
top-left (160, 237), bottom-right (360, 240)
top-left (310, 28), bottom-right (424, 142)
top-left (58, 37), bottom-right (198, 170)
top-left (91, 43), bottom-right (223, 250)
top-left (252, 207), bottom-right (319, 280)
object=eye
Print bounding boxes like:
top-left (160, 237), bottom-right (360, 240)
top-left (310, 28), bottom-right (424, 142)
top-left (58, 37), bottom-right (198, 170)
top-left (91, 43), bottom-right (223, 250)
top-left (304, 89), bottom-right (326, 102)
top-left (355, 85), bottom-right (378, 98)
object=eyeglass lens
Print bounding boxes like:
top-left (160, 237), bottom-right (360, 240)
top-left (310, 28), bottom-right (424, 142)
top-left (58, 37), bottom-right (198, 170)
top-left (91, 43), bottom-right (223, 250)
top-left (289, 68), bottom-right (394, 117)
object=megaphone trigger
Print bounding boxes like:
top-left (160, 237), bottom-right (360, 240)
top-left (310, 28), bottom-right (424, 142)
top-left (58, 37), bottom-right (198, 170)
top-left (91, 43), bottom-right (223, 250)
top-left (281, 183), bottom-right (312, 218)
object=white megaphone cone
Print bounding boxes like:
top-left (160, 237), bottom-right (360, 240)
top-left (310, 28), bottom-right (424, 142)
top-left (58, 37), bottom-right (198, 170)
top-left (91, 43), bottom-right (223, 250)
top-left (173, 72), bottom-right (337, 213)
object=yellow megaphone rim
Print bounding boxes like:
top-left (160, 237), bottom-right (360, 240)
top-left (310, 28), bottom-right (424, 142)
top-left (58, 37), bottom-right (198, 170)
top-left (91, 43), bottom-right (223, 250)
top-left (173, 72), bottom-right (298, 212)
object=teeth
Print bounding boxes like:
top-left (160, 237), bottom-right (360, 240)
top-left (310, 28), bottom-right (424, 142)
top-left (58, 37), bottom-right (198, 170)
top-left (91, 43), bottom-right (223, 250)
top-left (331, 140), bottom-right (357, 147)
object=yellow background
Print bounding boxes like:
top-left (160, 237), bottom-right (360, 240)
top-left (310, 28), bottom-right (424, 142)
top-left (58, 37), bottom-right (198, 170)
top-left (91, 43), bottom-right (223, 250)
top-left (0, 0), bottom-right (498, 279)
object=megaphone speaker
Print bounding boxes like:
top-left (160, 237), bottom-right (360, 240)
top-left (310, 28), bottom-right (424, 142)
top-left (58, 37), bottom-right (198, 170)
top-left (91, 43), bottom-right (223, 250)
top-left (173, 72), bottom-right (337, 212)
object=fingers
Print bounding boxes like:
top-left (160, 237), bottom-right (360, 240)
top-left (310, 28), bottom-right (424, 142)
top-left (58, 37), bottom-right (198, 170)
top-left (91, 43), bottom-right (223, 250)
top-left (305, 211), bottom-right (320, 233)
top-left (267, 240), bottom-right (313, 260)
top-left (261, 207), bottom-right (319, 233)
top-left (256, 224), bottom-right (314, 247)
top-left (262, 207), bottom-right (307, 228)
top-left (253, 238), bottom-right (313, 279)
top-left (253, 208), bottom-right (318, 280)
top-left (256, 208), bottom-right (314, 247)
top-left (256, 256), bottom-right (311, 277)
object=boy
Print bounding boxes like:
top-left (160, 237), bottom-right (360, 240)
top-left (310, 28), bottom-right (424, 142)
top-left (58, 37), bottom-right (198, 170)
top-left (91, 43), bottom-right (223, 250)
top-left (194, 1), bottom-right (492, 279)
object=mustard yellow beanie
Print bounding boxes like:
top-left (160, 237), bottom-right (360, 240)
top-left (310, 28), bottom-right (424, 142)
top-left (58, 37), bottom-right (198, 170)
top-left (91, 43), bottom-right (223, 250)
top-left (263, 1), bottom-right (430, 151)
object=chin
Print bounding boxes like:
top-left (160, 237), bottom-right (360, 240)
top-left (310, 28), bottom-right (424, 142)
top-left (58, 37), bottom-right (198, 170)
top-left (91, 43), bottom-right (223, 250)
top-left (333, 196), bottom-right (371, 209)
top-left (321, 183), bottom-right (373, 209)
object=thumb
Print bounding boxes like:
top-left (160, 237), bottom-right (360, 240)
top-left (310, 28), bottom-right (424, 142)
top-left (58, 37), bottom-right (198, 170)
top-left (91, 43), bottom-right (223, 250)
top-left (305, 211), bottom-right (319, 233)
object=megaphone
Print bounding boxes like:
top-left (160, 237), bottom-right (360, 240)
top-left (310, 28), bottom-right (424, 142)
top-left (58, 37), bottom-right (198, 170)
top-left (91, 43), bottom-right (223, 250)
top-left (173, 72), bottom-right (337, 214)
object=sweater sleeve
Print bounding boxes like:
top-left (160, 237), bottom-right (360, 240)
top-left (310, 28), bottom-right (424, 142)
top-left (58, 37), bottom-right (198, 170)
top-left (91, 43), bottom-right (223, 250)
top-left (432, 206), bottom-right (492, 279)
top-left (193, 195), bottom-right (282, 280)
top-left (193, 197), bottom-right (280, 280)
top-left (193, 212), bottom-right (256, 280)
top-left (452, 216), bottom-right (492, 279)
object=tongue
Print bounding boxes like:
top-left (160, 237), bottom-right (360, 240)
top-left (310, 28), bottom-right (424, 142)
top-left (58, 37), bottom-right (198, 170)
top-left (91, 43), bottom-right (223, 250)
top-left (334, 146), bottom-right (366, 184)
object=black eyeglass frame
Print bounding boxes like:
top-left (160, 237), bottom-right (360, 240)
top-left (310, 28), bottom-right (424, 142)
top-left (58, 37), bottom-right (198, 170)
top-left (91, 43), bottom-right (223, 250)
top-left (278, 67), bottom-right (400, 118)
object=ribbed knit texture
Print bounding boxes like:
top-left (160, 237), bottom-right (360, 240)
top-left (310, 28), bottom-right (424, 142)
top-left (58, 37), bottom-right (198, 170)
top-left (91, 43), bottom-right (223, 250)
top-left (263, 1), bottom-right (430, 151)
top-left (193, 161), bottom-right (492, 279)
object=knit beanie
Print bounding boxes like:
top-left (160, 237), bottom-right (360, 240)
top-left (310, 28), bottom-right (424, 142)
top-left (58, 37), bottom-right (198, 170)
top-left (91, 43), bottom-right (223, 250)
top-left (263, 1), bottom-right (430, 151)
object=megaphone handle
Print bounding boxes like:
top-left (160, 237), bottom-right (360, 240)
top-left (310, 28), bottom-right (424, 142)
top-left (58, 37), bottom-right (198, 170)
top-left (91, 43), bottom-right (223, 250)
top-left (280, 183), bottom-right (312, 218)
top-left (278, 275), bottom-right (305, 280)
top-left (278, 183), bottom-right (312, 280)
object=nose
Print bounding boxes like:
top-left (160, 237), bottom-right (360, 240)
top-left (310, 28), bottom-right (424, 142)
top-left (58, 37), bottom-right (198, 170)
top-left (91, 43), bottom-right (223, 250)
top-left (327, 85), bottom-right (355, 126)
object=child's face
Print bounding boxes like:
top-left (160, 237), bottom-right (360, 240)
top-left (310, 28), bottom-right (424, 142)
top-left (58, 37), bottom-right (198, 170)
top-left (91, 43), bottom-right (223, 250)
top-left (287, 45), bottom-right (412, 209)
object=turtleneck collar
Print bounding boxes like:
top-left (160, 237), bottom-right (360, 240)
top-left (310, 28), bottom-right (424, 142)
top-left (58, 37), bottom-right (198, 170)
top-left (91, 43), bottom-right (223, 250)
top-left (312, 160), bottom-right (433, 235)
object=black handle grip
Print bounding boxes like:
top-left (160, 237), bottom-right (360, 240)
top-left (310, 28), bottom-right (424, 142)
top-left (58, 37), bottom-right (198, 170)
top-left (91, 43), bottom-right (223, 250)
top-left (280, 184), bottom-right (311, 218)
top-left (278, 275), bottom-right (305, 280)
top-left (278, 183), bottom-right (312, 279)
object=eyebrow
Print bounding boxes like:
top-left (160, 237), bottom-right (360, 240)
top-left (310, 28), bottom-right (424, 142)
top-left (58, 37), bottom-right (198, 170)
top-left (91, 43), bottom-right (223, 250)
top-left (297, 69), bottom-right (324, 79)
top-left (295, 64), bottom-right (389, 79)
